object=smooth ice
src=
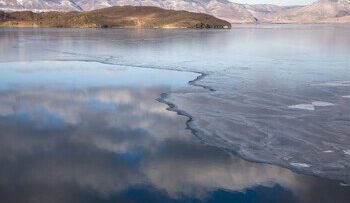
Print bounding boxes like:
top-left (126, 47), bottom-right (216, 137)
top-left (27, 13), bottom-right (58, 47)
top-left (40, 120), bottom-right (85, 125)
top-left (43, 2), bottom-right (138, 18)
top-left (1, 26), bottom-right (350, 184)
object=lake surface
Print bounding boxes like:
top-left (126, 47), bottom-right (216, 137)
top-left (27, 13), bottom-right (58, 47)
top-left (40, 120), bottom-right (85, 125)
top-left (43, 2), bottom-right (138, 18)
top-left (0, 26), bottom-right (350, 202)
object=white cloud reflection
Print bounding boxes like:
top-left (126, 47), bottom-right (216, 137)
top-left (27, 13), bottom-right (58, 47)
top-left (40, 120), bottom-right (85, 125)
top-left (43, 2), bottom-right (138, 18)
top-left (1, 86), bottom-right (347, 202)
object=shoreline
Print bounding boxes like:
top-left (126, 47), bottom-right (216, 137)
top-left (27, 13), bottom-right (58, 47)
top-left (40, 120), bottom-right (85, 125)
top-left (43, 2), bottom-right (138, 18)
top-left (1, 22), bottom-right (350, 29)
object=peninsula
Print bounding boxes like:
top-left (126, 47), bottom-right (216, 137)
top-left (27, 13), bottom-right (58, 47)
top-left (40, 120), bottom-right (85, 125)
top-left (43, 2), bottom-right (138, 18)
top-left (0, 6), bottom-right (231, 29)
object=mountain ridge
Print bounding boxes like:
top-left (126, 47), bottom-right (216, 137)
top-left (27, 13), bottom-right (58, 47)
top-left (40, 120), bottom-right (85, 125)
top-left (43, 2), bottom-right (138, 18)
top-left (0, 0), bottom-right (350, 23)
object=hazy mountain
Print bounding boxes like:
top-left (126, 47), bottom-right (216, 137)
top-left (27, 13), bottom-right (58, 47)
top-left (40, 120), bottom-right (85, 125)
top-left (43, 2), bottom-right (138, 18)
top-left (0, 0), bottom-right (349, 23)
top-left (266, 0), bottom-right (350, 23)
top-left (243, 4), bottom-right (287, 14)
top-left (0, 0), bottom-right (83, 12)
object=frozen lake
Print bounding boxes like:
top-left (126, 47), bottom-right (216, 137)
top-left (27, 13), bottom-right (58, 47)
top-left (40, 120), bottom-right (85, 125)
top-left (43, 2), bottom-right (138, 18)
top-left (0, 26), bottom-right (350, 202)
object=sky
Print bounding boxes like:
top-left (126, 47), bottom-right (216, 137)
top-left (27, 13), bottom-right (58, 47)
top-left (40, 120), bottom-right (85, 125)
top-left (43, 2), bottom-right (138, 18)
top-left (230, 0), bottom-right (318, 6)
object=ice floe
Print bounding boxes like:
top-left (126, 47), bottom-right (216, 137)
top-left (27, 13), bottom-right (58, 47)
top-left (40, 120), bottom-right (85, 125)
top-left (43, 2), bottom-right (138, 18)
top-left (311, 101), bottom-right (335, 107)
top-left (323, 150), bottom-right (333, 153)
top-left (344, 150), bottom-right (350, 155)
top-left (342, 95), bottom-right (350, 98)
top-left (290, 163), bottom-right (311, 168)
top-left (313, 81), bottom-right (350, 87)
top-left (288, 101), bottom-right (335, 111)
top-left (288, 104), bottom-right (315, 111)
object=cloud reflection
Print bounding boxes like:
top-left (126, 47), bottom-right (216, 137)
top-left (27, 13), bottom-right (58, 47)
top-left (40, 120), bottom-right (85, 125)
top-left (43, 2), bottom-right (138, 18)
top-left (0, 86), bottom-right (349, 202)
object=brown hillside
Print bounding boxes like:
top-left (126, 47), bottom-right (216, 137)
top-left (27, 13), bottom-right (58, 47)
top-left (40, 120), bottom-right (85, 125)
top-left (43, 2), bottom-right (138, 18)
top-left (0, 6), bottom-right (231, 29)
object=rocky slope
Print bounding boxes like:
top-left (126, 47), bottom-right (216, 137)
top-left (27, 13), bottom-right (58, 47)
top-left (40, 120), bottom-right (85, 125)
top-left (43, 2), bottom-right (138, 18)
top-left (0, 6), bottom-right (231, 28)
top-left (266, 0), bottom-right (350, 23)
top-left (0, 0), bottom-right (259, 23)
top-left (0, 0), bottom-right (83, 12)
top-left (0, 0), bottom-right (349, 23)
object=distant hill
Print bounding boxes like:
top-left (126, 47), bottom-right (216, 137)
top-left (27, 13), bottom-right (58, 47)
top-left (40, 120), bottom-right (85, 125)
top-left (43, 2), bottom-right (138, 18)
top-left (0, 0), bottom-right (350, 24)
top-left (0, 6), bottom-right (231, 28)
top-left (264, 0), bottom-right (350, 23)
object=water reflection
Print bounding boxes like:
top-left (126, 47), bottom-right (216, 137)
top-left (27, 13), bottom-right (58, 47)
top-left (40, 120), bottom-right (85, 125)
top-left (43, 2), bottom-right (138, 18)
top-left (0, 61), bottom-right (349, 202)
